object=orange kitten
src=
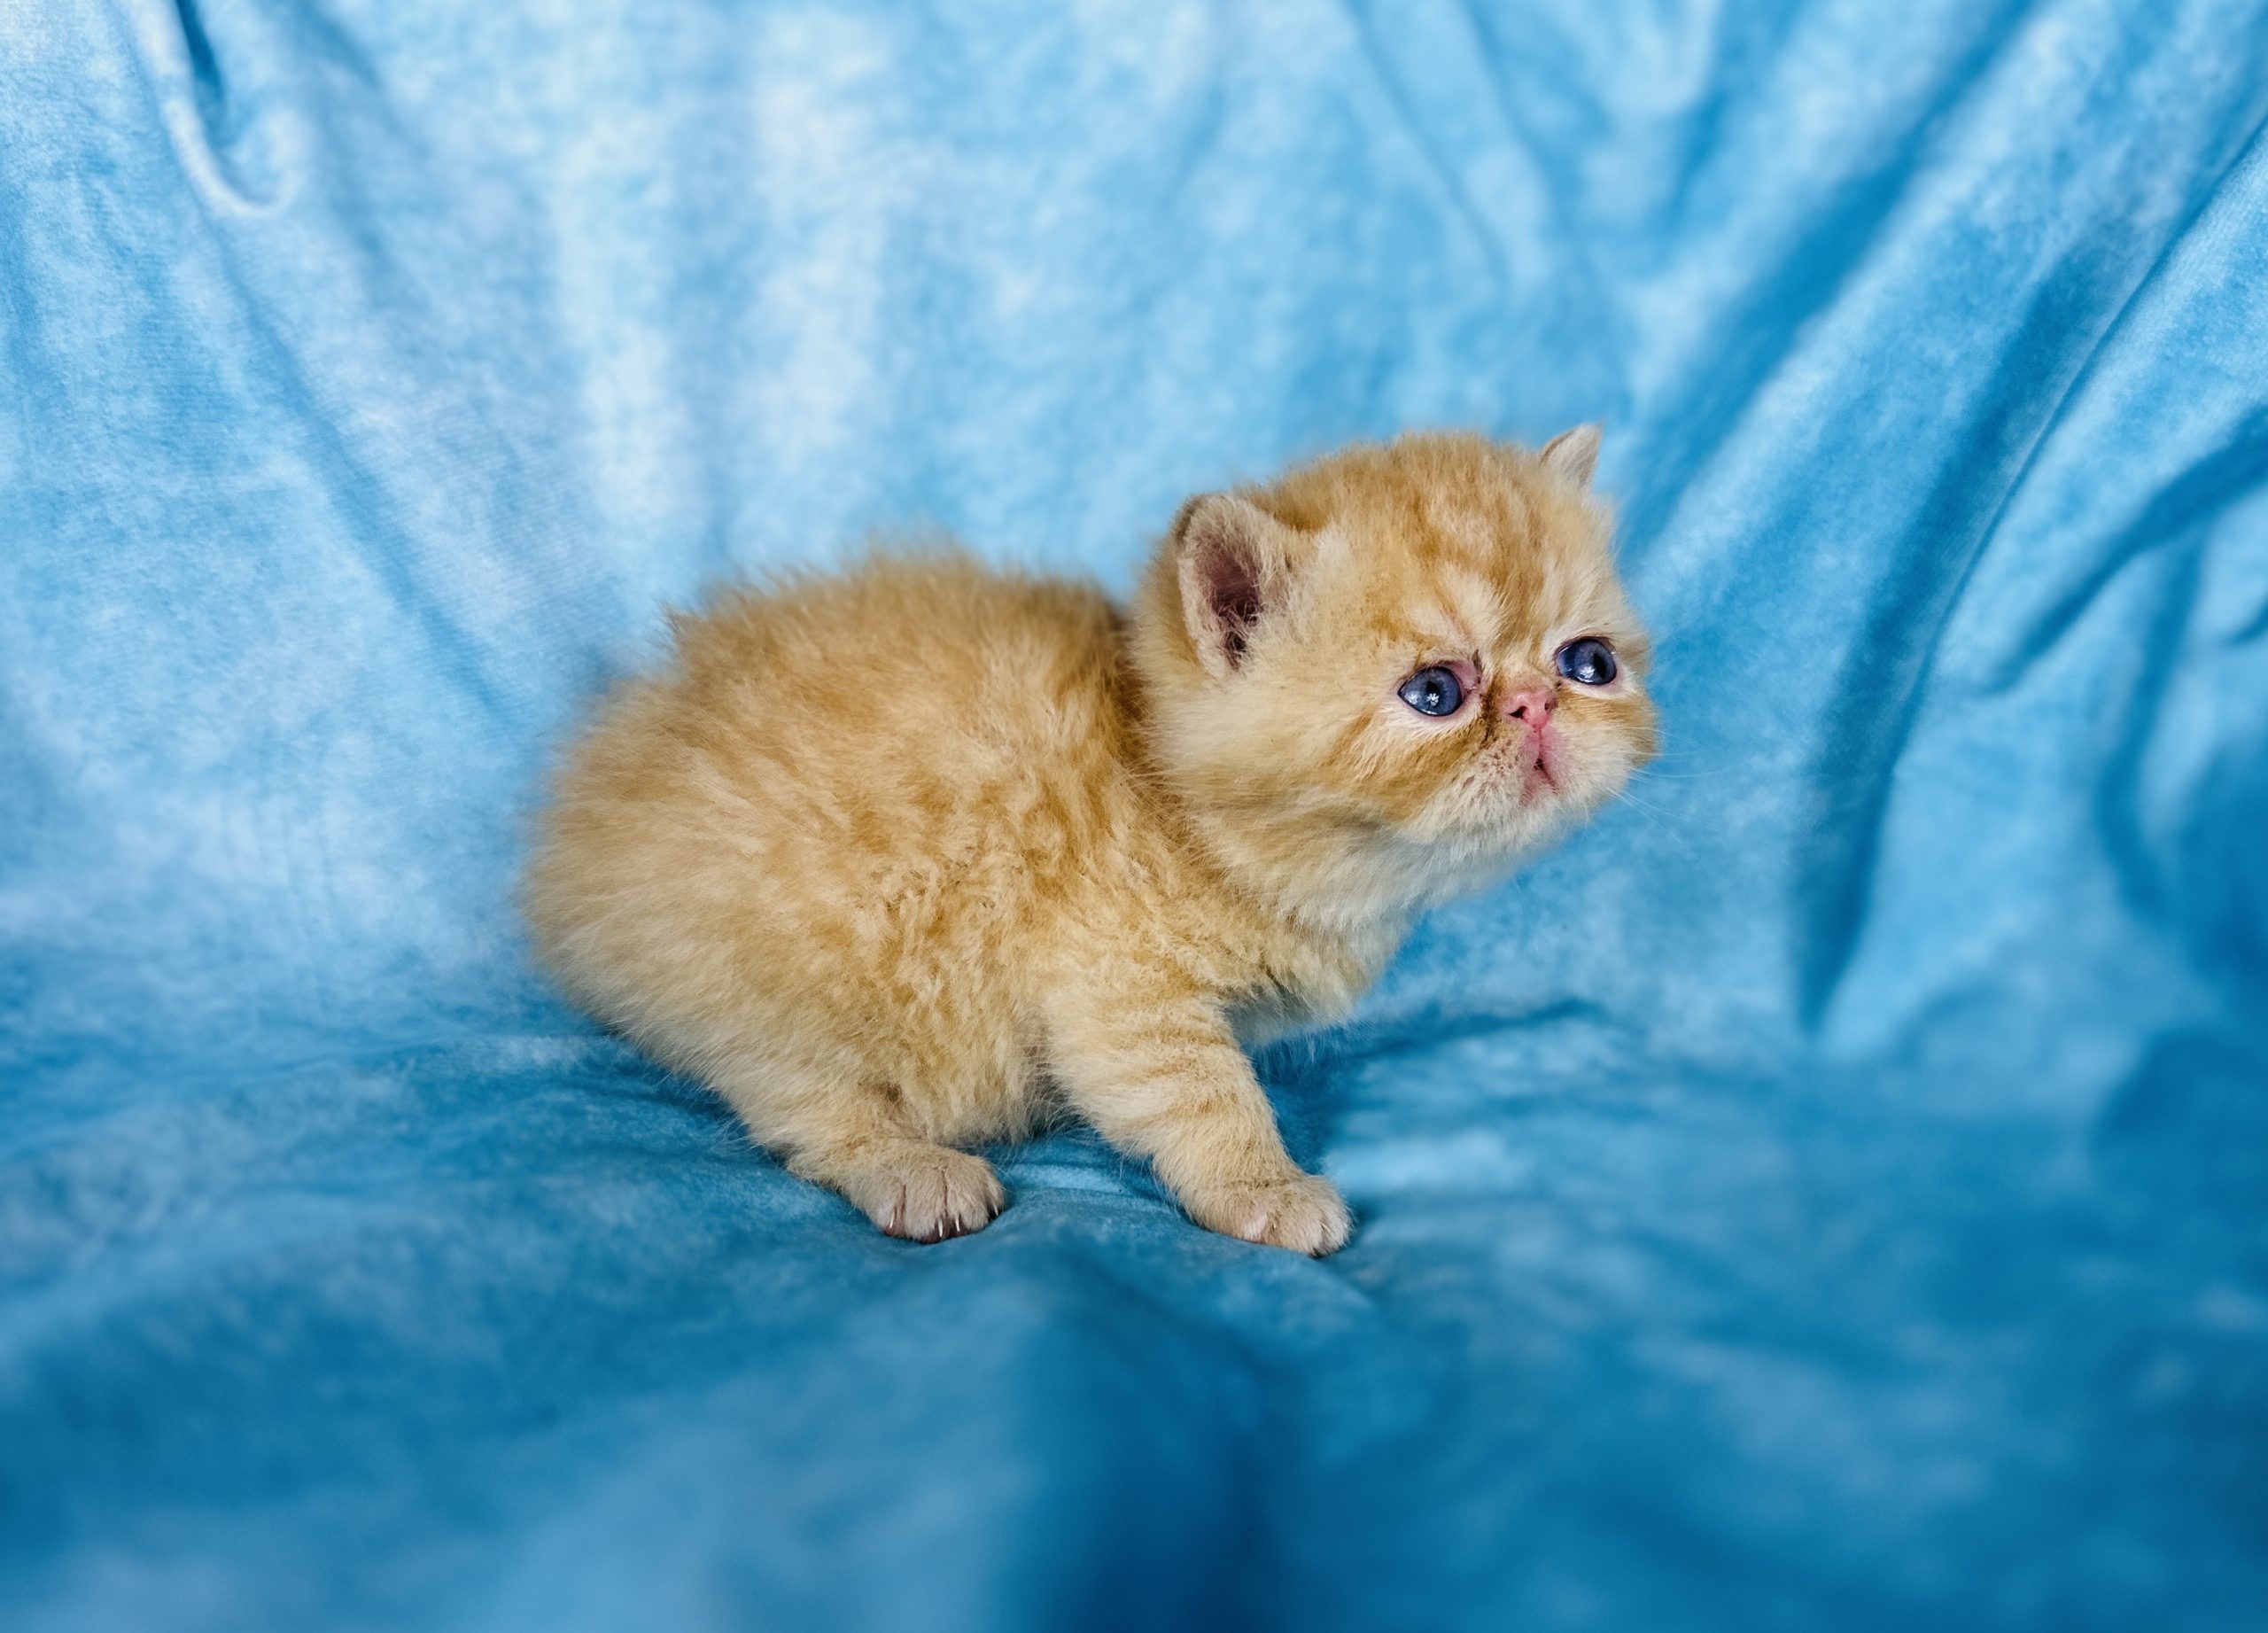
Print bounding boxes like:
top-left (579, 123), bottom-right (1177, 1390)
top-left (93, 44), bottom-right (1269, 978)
top-left (524, 429), bottom-right (1656, 1254)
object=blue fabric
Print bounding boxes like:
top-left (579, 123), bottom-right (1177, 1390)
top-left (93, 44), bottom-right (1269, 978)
top-left (4, 0), bottom-right (2265, 1627)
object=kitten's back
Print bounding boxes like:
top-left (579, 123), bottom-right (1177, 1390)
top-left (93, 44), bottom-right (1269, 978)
top-left (523, 552), bottom-right (1130, 1116)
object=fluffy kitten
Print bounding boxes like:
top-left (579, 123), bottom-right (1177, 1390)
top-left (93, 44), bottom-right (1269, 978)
top-left (524, 429), bottom-right (1656, 1254)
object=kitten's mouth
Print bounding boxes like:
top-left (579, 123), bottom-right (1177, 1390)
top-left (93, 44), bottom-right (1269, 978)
top-left (1518, 732), bottom-right (1565, 801)
top-left (1455, 732), bottom-right (1569, 828)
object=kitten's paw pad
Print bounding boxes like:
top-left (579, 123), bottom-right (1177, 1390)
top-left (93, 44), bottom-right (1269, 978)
top-left (850, 1147), bottom-right (1006, 1244)
top-left (1185, 1172), bottom-right (1350, 1256)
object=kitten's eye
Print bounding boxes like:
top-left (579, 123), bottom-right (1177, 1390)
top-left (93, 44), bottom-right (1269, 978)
top-left (1556, 637), bottom-right (1618, 687)
top-left (1396, 665), bottom-right (1465, 717)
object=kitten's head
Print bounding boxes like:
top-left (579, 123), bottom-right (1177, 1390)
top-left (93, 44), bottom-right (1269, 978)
top-left (1133, 429), bottom-right (1657, 915)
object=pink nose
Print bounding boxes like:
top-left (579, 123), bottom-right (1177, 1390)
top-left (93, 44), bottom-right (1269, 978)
top-left (1502, 684), bottom-right (1556, 727)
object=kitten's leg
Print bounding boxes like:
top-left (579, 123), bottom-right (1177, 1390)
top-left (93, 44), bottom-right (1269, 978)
top-left (711, 1060), bottom-right (1006, 1243)
top-left (1046, 983), bottom-right (1349, 1256)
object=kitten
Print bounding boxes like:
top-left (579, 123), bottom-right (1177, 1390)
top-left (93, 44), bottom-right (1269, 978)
top-left (524, 429), bottom-right (1656, 1255)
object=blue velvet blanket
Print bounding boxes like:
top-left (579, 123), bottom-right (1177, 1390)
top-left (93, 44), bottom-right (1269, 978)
top-left (5, 2), bottom-right (2265, 1628)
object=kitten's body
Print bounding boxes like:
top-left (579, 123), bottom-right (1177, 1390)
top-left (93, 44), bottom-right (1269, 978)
top-left (526, 431), bottom-right (1654, 1253)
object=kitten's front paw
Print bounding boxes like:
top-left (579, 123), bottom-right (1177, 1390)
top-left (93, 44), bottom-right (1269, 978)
top-left (1183, 1171), bottom-right (1351, 1256)
top-left (845, 1146), bottom-right (1006, 1244)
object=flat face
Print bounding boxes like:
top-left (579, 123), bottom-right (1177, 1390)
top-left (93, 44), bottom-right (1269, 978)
top-left (1168, 434), bottom-right (1658, 875)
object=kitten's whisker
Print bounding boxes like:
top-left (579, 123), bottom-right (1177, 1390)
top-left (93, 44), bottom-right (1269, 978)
top-left (1627, 754), bottom-right (1744, 781)
top-left (1608, 789), bottom-right (1704, 860)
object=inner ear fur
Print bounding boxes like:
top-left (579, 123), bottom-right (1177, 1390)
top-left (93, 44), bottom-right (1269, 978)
top-left (1172, 493), bottom-right (1297, 680)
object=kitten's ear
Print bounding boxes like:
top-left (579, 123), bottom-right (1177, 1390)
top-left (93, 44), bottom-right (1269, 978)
top-left (1171, 493), bottom-right (1293, 680)
top-left (1539, 424), bottom-right (1602, 488)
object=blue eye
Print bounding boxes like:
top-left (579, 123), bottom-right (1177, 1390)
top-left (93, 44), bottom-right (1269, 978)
top-left (1556, 637), bottom-right (1618, 687)
top-left (1397, 665), bottom-right (1464, 717)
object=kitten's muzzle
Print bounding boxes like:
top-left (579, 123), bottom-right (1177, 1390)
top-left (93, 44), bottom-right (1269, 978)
top-left (1499, 681), bottom-right (1563, 798)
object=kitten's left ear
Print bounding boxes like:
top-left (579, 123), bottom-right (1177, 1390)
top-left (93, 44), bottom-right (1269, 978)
top-left (1170, 493), bottom-right (1298, 680)
top-left (1539, 424), bottom-right (1602, 488)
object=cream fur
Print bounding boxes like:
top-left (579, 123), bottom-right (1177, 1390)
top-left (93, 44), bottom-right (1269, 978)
top-left (524, 431), bottom-right (1656, 1253)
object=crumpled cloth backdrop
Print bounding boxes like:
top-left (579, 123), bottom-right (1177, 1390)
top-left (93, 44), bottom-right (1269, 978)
top-left (4, 1), bottom-right (2265, 1629)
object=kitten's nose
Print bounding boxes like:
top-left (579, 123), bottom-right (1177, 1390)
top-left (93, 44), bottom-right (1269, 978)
top-left (1502, 684), bottom-right (1556, 727)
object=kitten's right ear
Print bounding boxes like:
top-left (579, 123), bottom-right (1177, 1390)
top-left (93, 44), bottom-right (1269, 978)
top-left (1171, 493), bottom-right (1293, 680)
top-left (1539, 424), bottom-right (1603, 488)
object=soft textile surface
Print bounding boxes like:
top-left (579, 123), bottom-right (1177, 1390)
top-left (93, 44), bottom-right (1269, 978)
top-left (4, 1), bottom-right (2266, 1627)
